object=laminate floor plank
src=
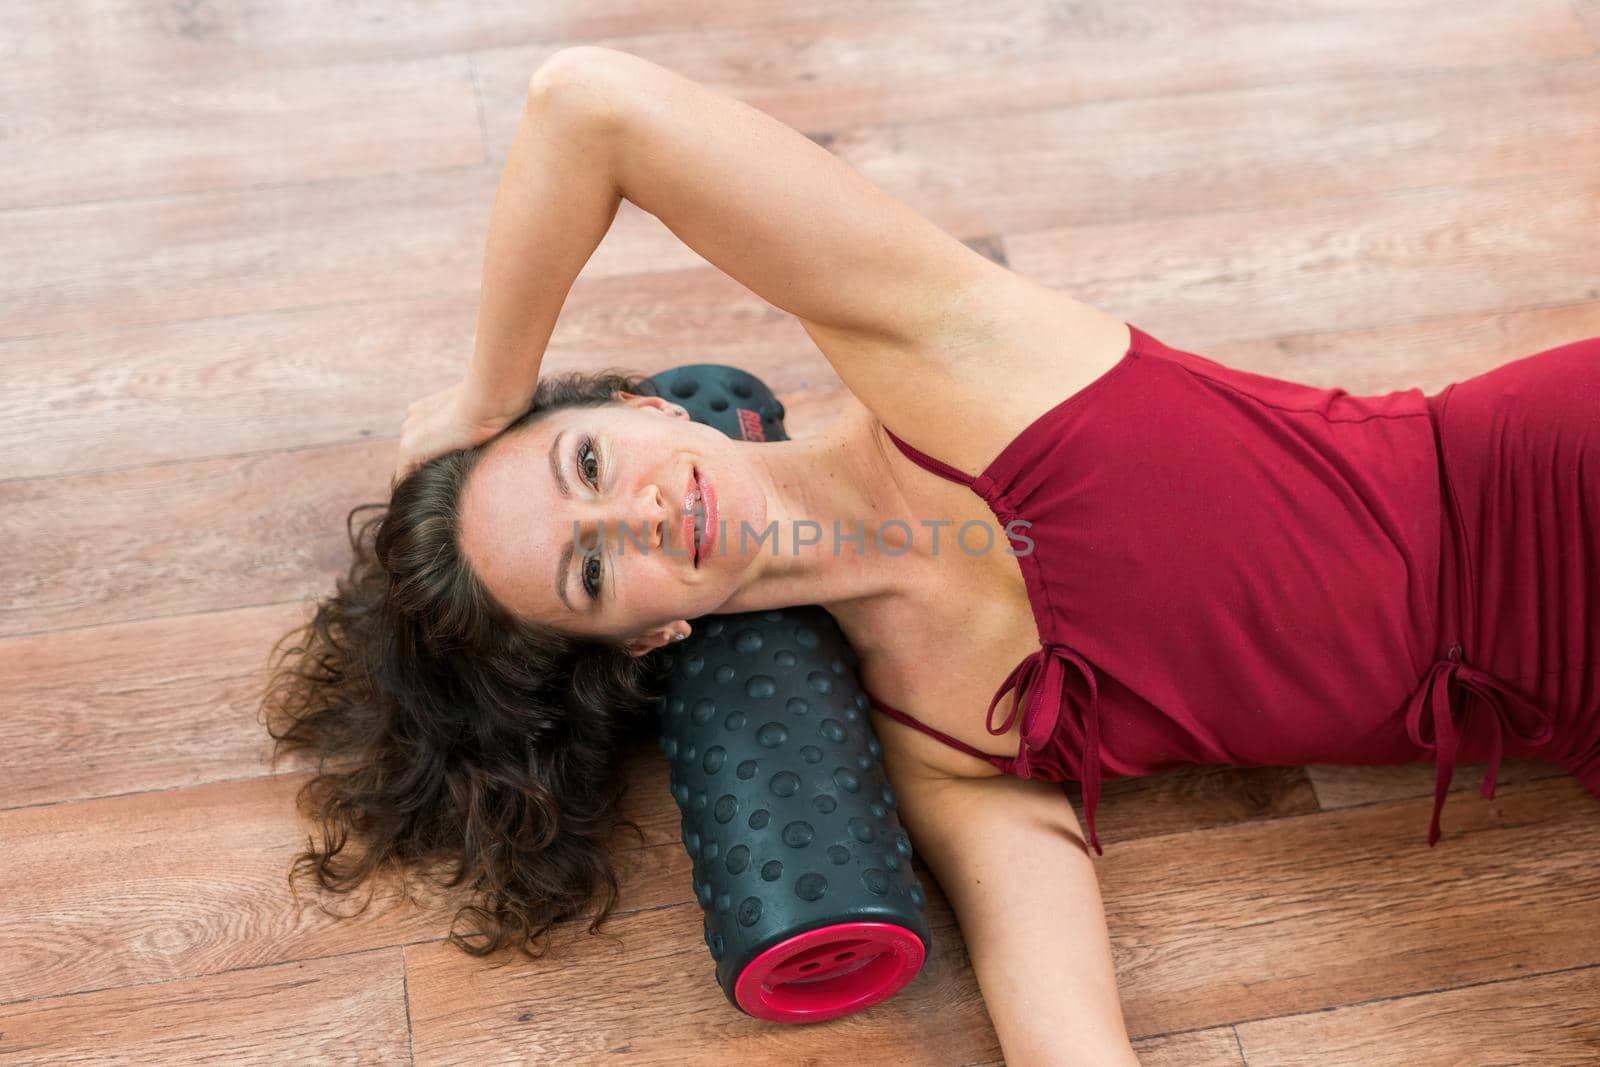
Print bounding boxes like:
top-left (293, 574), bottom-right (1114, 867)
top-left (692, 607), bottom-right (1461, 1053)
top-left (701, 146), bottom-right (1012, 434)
top-left (21, 0), bottom-right (1582, 220)
top-left (1233, 964), bottom-right (1600, 1067)
top-left (813, 58), bottom-right (1600, 240)
top-left (4, 55), bottom-right (482, 211)
top-left (471, 0), bottom-right (1592, 151)
top-left (0, 773), bottom-right (447, 1005)
top-left (1008, 171), bottom-right (1600, 354)
top-left (0, 948), bottom-right (410, 1066)
top-left (0, 602), bottom-right (312, 810)
top-left (1103, 775), bottom-right (1600, 1037)
top-left (1200, 300), bottom-right (1600, 396)
top-left (0, 0), bottom-right (966, 90)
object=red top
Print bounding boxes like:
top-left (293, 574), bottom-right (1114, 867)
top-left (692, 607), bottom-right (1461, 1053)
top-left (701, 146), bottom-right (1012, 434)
top-left (863, 321), bottom-right (1562, 855)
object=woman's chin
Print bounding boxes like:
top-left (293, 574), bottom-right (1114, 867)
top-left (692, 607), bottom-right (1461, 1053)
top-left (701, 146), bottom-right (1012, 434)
top-left (693, 541), bottom-right (746, 590)
top-left (689, 543), bottom-right (761, 615)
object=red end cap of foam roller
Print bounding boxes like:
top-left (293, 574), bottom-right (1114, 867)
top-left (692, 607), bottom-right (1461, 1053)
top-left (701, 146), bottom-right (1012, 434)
top-left (733, 921), bottom-right (926, 1024)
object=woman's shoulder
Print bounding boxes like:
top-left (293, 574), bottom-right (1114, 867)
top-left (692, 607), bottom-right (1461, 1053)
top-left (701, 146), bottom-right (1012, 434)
top-left (832, 288), bottom-right (1134, 481)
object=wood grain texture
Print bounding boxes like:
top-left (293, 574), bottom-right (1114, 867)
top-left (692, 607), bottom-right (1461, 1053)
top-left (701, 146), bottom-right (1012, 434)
top-left (1234, 964), bottom-right (1600, 1066)
top-left (1196, 301), bottom-right (1600, 396)
top-left (1007, 173), bottom-right (1600, 352)
top-left (1101, 775), bottom-right (1600, 1037)
top-left (0, 602), bottom-right (313, 810)
top-left (404, 898), bottom-right (991, 1065)
top-left (0, 949), bottom-right (410, 1066)
top-left (0, 0), bottom-right (960, 90)
top-left (0, 729), bottom-right (1423, 1037)
top-left (0, 439), bottom-right (391, 638)
top-left (0, 773), bottom-right (448, 1005)
top-left (471, 0), bottom-right (1594, 152)
top-left (1126, 1027), bottom-right (1247, 1067)
top-left (403, 860), bottom-right (1248, 1066)
top-left (819, 58), bottom-right (1600, 236)
top-left (1064, 764), bottom-right (1322, 845)
top-left (14, 60), bottom-right (1600, 344)
top-left (3, 55), bottom-right (483, 210)
top-left (1306, 757), bottom-right (1566, 811)
top-left (0, 167), bottom-right (499, 340)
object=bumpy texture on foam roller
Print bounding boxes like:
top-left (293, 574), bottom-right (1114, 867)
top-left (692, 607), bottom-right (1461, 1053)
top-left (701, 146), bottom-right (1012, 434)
top-left (656, 608), bottom-right (932, 1005)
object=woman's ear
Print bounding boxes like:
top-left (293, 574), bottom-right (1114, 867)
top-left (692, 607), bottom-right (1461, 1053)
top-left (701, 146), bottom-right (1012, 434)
top-left (624, 622), bottom-right (691, 657)
top-left (615, 391), bottom-right (689, 418)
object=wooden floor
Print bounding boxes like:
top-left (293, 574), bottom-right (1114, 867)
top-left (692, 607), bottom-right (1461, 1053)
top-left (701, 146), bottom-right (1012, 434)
top-left (4, 2), bottom-right (1600, 1064)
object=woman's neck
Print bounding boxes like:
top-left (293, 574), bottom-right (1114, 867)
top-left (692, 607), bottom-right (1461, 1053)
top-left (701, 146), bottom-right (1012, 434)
top-left (709, 402), bottom-right (922, 619)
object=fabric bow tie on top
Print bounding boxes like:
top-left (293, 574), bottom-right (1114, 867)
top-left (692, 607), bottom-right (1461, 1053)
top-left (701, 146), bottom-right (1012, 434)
top-left (985, 642), bottom-right (1104, 856)
top-left (1404, 642), bottom-right (1555, 846)
top-left (979, 639), bottom-right (1558, 858)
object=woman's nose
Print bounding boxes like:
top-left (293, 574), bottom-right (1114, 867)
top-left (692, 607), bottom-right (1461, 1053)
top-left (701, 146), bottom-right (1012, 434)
top-left (624, 482), bottom-right (670, 549)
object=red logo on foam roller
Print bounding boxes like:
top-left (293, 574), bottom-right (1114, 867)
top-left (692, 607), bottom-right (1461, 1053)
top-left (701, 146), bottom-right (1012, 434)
top-left (737, 408), bottom-right (766, 441)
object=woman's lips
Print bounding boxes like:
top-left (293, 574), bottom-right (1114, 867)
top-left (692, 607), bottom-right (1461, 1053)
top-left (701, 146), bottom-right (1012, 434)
top-left (680, 465), bottom-right (719, 567)
top-left (699, 468), bottom-right (718, 558)
top-left (681, 469), bottom-right (699, 566)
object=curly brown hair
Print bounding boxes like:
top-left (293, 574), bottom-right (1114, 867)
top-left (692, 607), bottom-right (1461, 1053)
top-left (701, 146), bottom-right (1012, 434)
top-left (261, 368), bottom-right (674, 959)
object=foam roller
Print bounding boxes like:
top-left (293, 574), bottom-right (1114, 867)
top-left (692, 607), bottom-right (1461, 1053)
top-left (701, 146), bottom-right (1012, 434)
top-left (647, 365), bottom-right (933, 1024)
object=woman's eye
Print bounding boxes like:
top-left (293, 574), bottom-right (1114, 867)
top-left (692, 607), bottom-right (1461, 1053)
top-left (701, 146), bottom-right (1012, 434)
top-left (577, 437), bottom-right (600, 487)
top-left (576, 436), bottom-right (603, 600)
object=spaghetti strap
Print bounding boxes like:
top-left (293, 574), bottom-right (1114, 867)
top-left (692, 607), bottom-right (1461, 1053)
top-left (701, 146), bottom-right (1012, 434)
top-left (865, 691), bottom-right (1007, 765)
top-left (881, 427), bottom-right (977, 487)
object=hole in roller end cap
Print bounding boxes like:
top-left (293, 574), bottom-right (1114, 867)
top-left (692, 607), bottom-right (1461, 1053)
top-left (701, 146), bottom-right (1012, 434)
top-left (733, 922), bottom-right (926, 1024)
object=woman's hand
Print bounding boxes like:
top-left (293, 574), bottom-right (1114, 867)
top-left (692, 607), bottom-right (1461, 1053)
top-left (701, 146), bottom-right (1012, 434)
top-left (393, 381), bottom-right (524, 483)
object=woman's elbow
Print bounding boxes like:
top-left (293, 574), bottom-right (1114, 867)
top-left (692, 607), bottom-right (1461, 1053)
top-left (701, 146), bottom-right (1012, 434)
top-left (526, 46), bottom-right (638, 134)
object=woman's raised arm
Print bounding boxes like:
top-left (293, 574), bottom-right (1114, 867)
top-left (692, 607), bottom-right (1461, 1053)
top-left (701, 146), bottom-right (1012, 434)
top-left (419, 43), bottom-right (1117, 481)
top-left (454, 52), bottom-right (630, 429)
top-left (454, 46), bottom-right (1022, 446)
top-left (586, 45), bottom-right (1008, 350)
top-left (394, 52), bottom-right (628, 478)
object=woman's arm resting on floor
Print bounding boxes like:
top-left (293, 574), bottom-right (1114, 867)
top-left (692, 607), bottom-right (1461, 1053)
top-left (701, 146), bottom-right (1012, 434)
top-left (891, 768), bottom-right (1141, 1067)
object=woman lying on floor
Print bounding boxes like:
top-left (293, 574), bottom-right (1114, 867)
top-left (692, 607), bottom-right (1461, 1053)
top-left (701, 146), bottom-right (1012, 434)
top-left (264, 45), bottom-right (1600, 1066)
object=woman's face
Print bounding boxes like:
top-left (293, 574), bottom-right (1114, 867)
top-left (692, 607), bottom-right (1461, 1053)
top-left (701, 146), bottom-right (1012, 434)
top-left (458, 393), bottom-right (766, 652)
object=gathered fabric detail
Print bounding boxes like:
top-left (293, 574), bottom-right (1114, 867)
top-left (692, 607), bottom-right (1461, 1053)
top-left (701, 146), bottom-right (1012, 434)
top-left (1403, 642), bottom-right (1556, 846)
top-left (986, 642), bottom-right (1104, 855)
